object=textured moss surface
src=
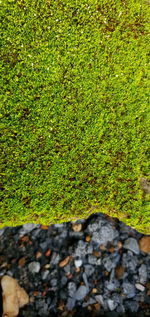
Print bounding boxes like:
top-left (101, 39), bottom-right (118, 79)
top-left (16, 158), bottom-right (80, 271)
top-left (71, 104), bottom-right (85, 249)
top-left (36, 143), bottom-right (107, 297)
top-left (0, 0), bottom-right (150, 233)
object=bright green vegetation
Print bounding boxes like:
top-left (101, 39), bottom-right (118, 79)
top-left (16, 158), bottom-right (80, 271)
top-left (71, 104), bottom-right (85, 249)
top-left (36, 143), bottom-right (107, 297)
top-left (0, 0), bottom-right (150, 233)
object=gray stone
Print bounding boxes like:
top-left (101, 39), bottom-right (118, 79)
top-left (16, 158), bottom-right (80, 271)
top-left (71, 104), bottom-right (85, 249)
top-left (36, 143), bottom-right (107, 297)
top-left (39, 239), bottom-right (50, 251)
top-left (66, 297), bottom-right (76, 310)
top-left (63, 264), bottom-right (71, 273)
top-left (97, 258), bottom-right (102, 265)
top-left (36, 300), bottom-right (48, 316)
top-left (102, 255), bottom-right (117, 272)
top-left (91, 224), bottom-right (119, 246)
top-left (0, 228), bottom-right (5, 236)
top-left (69, 231), bottom-right (84, 240)
top-left (61, 276), bottom-right (68, 286)
top-left (54, 236), bottom-right (66, 250)
top-left (105, 280), bottom-right (120, 291)
top-left (75, 285), bottom-right (89, 301)
top-left (116, 304), bottom-right (126, 314)
top-left (5, 271), bottom-right (13, 277)
top-left (119, 223), bottom-right (136, 235)
top-left (59, 289), bottom-right (67, 301)
top-left (24, 223), bottom-right (39, 231)
top-left (95, 295), bottom-right (104, 306)
top-left (138, 264), bottom-right (148, 284)
top-left (123, 238), bottom-right (140, 255)
top-left (87, 222), bottom-right (99, 233)
top-left (49, 268), bottom-right (57, 279)
top-left (86, 244), bottom-right (93, 254)
top-left (49, 296), bottom-right (57, 310)
top-left (109, 268), bottom-right (115, 280)
top-left (111, 293), bottom-right (123, 305)
top-left (124, 300), bottom-right (139, 312)
top-left (53, 223), bottom-right (65, 228)
top-left (38, 307), bottom-right (48, 317)
top-left (83, 298), bottom-right (96, 307)
top-left (128, 257), bottom-right (138, 273)
top-left (0, 270), bottom-right (6, 277)
top-left (75, 240), bottom-right (93, 257)
top-left (50, 252), bottom-right (60, 265)
top-left (28, 261), bottom-right (40, 273)
top-left (35, 299), bottom-right (47, 310)
top-left (98, 218), bottom-right (109, 227)
top-left (74, 240), bottom-right (87, 257)
top-left (111, 253), bottom-right (121, 267)
top-left (50, 278), bottom-right (57, 287)
top-left (84, 264), bottom-right (95, 277)
top-left (122, 282), bottom-right (136, 298)
top-left (59, 230), bottom-right (68, 239)
top-left (122, 253), bottom-right (138, 272)
top-left (83, 272), bottom-right (89, 292)
top-left (46, 297), bottom-right (51, 306)
top-left (19, 223), bottom-right (39, 236)
top-left (31, 228), bottom-right (42, 239)
top-left (107, 299), bottom-right (118, 311)
top-left (87, 254), bottom-right (98, 265)
top-left (41, 270), bottom-right (49, 280)
top-left (68, 282), bottom-right (77, 297)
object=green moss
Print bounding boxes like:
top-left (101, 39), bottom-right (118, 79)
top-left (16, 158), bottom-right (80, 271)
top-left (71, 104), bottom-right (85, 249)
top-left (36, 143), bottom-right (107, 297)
top-left (0, 0), bottom-right (150, 233)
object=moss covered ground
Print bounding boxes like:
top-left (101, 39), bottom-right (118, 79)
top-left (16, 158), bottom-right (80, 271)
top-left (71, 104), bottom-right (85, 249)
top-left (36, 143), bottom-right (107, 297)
top-left (0, 0), bottom-right (150, 233)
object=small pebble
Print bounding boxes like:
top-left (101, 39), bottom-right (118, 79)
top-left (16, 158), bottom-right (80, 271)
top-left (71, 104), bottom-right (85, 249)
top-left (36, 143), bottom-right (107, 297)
top-left (135, 283), bottom-right (145, 292)
top-left (71, 223), bottom-right (82, 232)
top-left (28, 261), bottom-right (40, 273)
top-left (74, 258), bottom-right (82, 268)
top-left (59, 256), bottom-right (71, 267)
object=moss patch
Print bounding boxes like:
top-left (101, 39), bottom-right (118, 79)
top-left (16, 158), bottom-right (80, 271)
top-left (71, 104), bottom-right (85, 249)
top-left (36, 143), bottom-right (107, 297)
top-left (0, 0), bottom-right (150, 233)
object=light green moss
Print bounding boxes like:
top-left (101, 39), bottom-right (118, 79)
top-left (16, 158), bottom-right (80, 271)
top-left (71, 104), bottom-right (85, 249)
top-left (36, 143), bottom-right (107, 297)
top-left (0, 0), bottom-right (150, 233)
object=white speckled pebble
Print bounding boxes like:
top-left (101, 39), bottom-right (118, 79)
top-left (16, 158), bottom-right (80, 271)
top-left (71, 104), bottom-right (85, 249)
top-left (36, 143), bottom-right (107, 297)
top-left (74, 259), bottom-right (83, 268)
top-left (135, 283), bottom-right (145, 291)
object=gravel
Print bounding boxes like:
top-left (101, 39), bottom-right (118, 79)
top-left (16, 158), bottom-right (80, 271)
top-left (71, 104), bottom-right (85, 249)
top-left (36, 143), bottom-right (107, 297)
top-left (0, 211), bottom-right (150, 317)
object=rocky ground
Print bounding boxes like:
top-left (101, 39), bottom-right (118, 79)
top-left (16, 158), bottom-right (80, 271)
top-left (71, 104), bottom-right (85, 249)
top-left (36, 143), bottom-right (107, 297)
top-left (0, 212), bottom-right (150, 317)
